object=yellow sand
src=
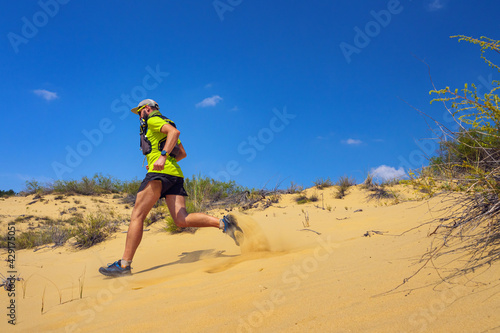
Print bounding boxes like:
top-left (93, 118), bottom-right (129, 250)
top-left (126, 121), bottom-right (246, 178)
top-left (0, 186), bottom-right (499, 332)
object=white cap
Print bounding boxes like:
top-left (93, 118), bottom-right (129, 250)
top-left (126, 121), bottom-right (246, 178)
top-left (131, 99), bottom-right (159, 114)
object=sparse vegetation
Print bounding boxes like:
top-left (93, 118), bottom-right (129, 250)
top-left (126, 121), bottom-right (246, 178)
top-left (313, 177), bottom-right (333, 190)
top-left (367, 186), bottom-right (396, 201)
top-left (360, 173), bottom-right (375, 190)
top-left (0, 189), bottom-right (15, 197)
top-left (145, 205), bottom-right (169, 227)
top-left (22, 174), bottom-right (143, 196)
top-left (380, 178), bottom-right (401, 187)
top-left (294, 192), bottom-right (320, 205)
top-left (0, 220), bottom-right (73, 250)
top-left (183, 174), bottom-right (250, 212)
top-left (0, 210), bottom-right (126, 250)
top-left (335, 175), bottom-right (356, 199)
top-left (73, 210), bottom-right (123, 248)
top-left (295, 194), bottom-right (310, 204)
top-left (286, 181), bottom-right (303, 194)
top-left (402, 35), bottom-right (500, 284)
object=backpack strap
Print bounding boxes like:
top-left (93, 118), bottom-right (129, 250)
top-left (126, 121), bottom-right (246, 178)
top-left (148, 113), bottom-right (177, 129)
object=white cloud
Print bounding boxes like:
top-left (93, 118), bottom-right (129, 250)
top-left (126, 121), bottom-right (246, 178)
top-left (425, 0), bottom-right (447, 11)
top-left (33, 89), bottom-right (59, 101)
top-left (230, 106), bottom-right (239, 112)
top-left (204, 83), bottom-right (213, 89)
top-left (342, 138), bottom-right (362, 145)
top-left (370, 165), bottom-right (406, 181)
top-left (196, 95), bottom-right (223, 108)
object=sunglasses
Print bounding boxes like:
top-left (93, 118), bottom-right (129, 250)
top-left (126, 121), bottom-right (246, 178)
top-left (137, 105), bottom-right (148, 114)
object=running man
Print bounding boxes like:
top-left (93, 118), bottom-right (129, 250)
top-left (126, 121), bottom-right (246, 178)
top-left (99, 99), bottom-right (241, 277)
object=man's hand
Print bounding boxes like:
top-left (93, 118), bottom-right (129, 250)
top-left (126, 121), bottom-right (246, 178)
top-left (152, 156), bottom-right (167, 171)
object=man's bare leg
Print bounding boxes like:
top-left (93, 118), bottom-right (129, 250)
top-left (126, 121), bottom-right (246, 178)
top-left (122, 180), bottom-right (162, 261)
top-left (165, 194), bottom-right (219, 228)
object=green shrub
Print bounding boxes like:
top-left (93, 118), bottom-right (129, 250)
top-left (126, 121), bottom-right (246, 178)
top-left (409, 35), bottom-right (500, 278)
top-left (295, 194), bottom-right (309, 204)
top-left (0, 224), bottom-right (74, 250)
top-left (0, 189), bottom-right (16, 197)
top-left (52, 173), bottom-right (122, 195)
top-left (183, 174), bottom-right (248, 211)
top-left (335, 175), bottom-right (356, 199)
top-left (313, 177), bottom-right (333, 189)
top-left (24, 179), bottom-right (50, 195)
top-left (119, 179), bottom-right (142, 196)
top-left (73, 211), bottom-right (121, 248)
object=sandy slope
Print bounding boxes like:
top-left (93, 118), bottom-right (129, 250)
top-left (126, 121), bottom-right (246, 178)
top-left (0, 187), bottom-right (499, 332)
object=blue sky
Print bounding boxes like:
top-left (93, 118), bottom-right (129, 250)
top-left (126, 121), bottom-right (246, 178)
top-left (1, 0), bottom-right (499, 192)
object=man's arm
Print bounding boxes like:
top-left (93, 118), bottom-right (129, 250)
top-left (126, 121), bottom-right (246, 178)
top-left (152, 123), bottom-right (181, 171)
top-left (159, 123), bottom-right (180, 154)
top-left (175, 143), bottom-right (187, 162)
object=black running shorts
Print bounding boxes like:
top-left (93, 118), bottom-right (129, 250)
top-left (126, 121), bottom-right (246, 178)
top-left (137, 173), bottom-right (188, 198)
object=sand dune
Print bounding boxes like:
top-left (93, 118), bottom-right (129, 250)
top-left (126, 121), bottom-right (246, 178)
top-left (0, 186), bottom-right (499, 332)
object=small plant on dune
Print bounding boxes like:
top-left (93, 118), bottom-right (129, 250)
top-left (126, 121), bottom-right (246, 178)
top-left (295, 193), bottom-right (310, 204)
top-left (309, 193), bottom-right (319, 202)
top-left (361, 173), bottom-right (403, 202)
top-left (79, 267), bottom-right (86, 299)
top-left (367, 186), bottom-right (396, 201)
top-left (360, 173), bottom-right (375, 190)
top-left (301, 209), bottom-right (310, 227)
top-left (335, 175), bottom-right (356, 199)
top-left (73, 211), bottom-right (122, 248)
top-left (313, 177), bottom-right (333, 190)
top-left (268, 193), bottom-right (281, 203)
top-left (286, 181), bottom-right (303, 194)
top-left (145, 205), bottom-right (169, 227)
top-left (41, 286), bottom-right (46, 314)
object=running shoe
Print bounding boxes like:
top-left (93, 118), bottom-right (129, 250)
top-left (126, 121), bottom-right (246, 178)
top-left (99, 260), bottom-right (132, 277)
top-left (221, 215), bottom-right (244, 246)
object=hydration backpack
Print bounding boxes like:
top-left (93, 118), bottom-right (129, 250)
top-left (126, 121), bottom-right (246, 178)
top-left (139, 114), bottom-right (180, 157)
